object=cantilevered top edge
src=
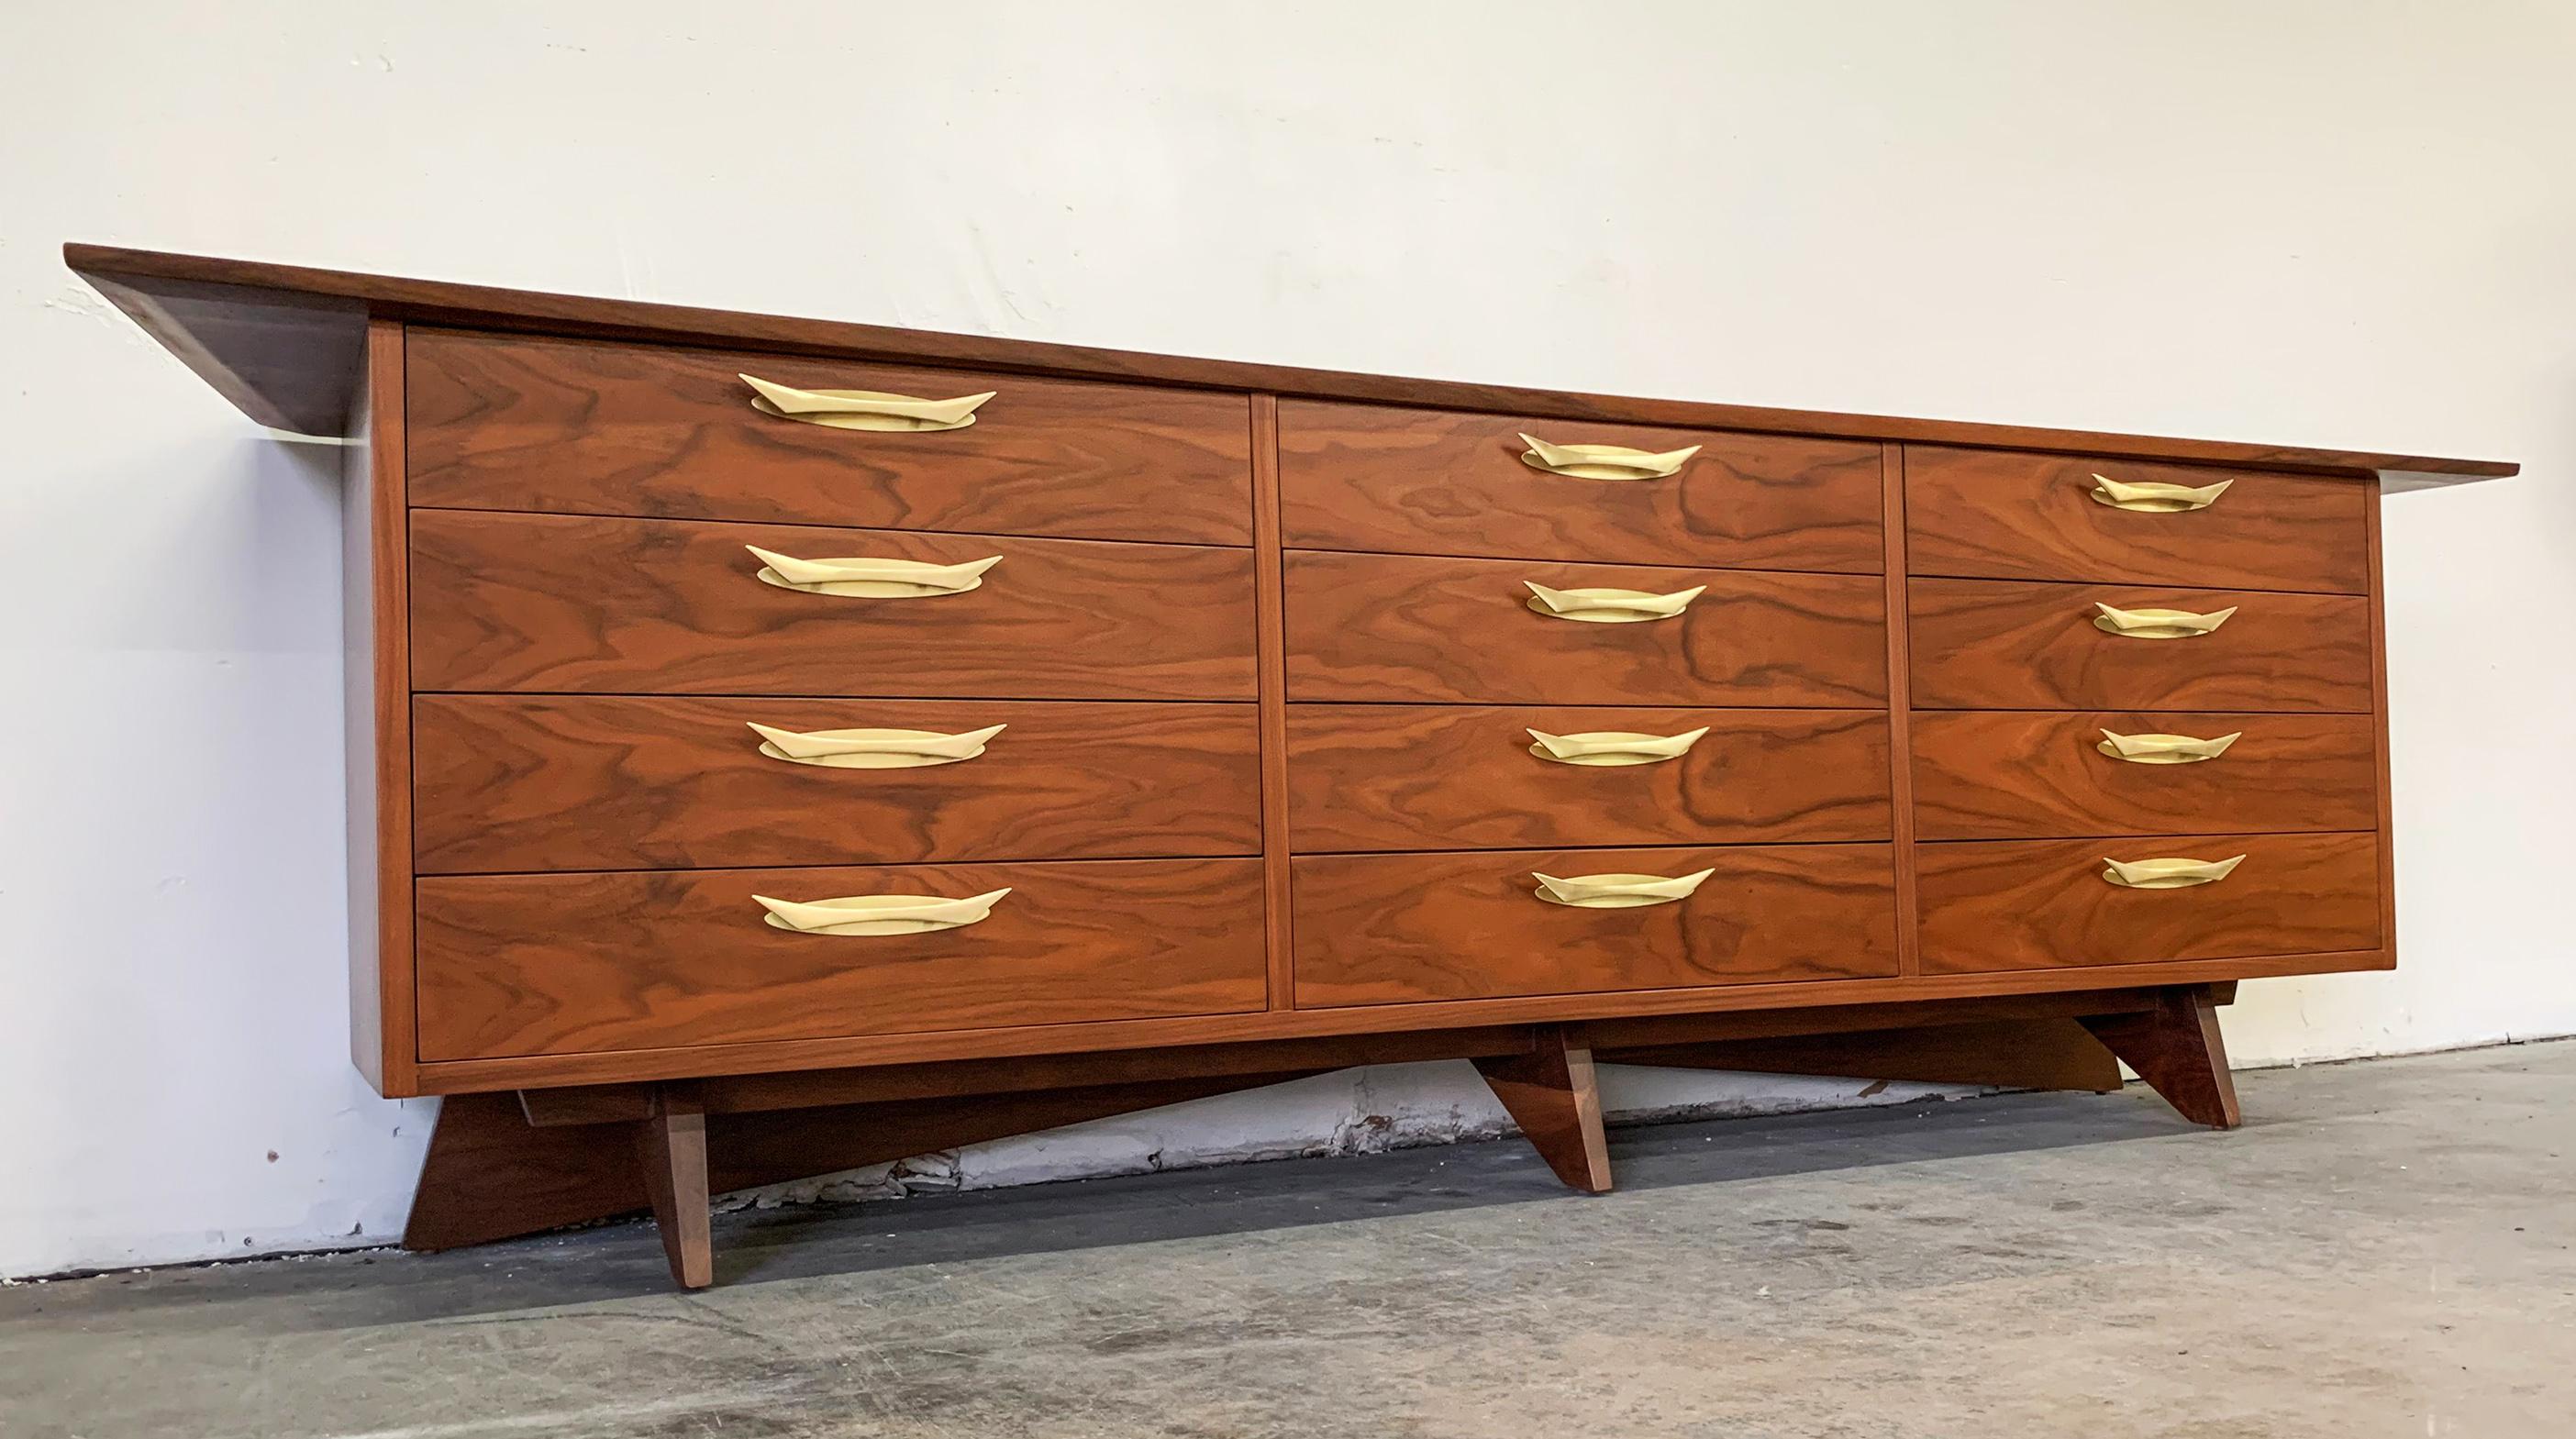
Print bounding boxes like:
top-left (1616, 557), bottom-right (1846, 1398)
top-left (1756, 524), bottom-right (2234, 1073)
top-left (64, 242), bottom-right (2519, 482)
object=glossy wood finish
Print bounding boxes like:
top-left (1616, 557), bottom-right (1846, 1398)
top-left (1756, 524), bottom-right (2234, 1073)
top-left (2081, 986), bottom-right (2242, 1127)
top-left (635, 1098), bottom-right (713, 1289)
top-left (67, 245), bottom-right (2519, 481)
top-left (1911, 711), bottom-right (2379, 841)
top-left (1278, 400), bottom-right (1883, 571)
top-left (1909, 578), bottom-right (2374, 712)
top-left (1284, 705), bottom-right (1890, 852)
top-left (412, 696), bottom-right (1261, 873)
top-left (347, 321), bottom-right (415, 1093)
top-left (1294, 844), bottom-right (1899, 1006)
top-left (1879, 443), bottom-right (1924, 979)
top-left (416, 858), bottom-right (1268, 1060)
top-left (1249, 395), bottom-right (1298, 1010)
top-left (1604, 1016), bottom-right (2123, 1093)
top-left (1284, 549), bottom-right (1886, 706)
top-left (407, 328), bottom-right (1255, 546)
top-left (1472, 1030), bottom-right (1612, 1193)
top-left (2367, 491), bottom-right (2400, 964)
top-left (1904, 445), bottom-right (2371, 593)
top-left (1915, 831), bottom-right (2382, 975)
top-left (408, 510), bottom-right (1259, 699)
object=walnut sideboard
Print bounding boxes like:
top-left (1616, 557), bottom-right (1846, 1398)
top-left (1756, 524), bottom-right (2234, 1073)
top-left (70, 243), bottom-right (2515, 1289)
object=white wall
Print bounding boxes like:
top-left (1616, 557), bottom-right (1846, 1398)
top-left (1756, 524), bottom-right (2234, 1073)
top-left (4, 1), bottom-right (2570, 1278)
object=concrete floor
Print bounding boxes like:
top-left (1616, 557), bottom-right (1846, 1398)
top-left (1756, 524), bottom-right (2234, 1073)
top-left (3, 1043), bottom-right (2569, 1439)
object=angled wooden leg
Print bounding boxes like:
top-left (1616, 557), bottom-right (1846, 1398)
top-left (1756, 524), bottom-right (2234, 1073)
top-left (1473, 1029), bottom-right (1612, 1193)
top-left (403, 1091), bottom-right (645, 1251)
top-left (635, 1095), bottom-right (713, 1289)
top-left (2080, 985), bottom-right (2242, 1129)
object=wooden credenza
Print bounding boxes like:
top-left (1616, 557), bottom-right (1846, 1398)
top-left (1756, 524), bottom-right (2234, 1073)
top-left (71, 245), bottom-right (2514, 1289)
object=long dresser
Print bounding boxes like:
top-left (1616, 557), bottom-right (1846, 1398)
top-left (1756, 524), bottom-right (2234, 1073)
top-left (70, 244), bottom-right (2514, 1289)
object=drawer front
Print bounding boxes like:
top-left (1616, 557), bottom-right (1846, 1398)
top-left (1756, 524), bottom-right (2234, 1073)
top-left (406, 329), bottom-right (1255, 546)
top-left (1284, 550), bottom-right (1886, 706)
top-left (416, 858), bottom-right (1268, 1059)
top-left (410, 511), bottom-right (1259, 699)
top-left (1915, 831), bottom-right (2381, 975)
top-left (1905, 445), bottom-right (2368, 593)
top-left (414, 696), bottom-right (1262, 873)
top-left (1279, 400), bottom-right (1883, 571)
top-left (1909, 578), bottom-right (2372, 712)
top-left (1913, 711), bottom-right (2378, 841)
top-left (1287, 705), bottom-right (1891, 852)
top-left (1293, 845), bottom-right (1899, 1005)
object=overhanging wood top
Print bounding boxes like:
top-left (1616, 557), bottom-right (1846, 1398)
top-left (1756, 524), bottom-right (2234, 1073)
top-left (66, 242), bottom-right (2518, 482)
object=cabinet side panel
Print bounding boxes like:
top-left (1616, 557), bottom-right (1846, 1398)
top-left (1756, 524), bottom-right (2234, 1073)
top-left (2368, 484), bottom-right (2396, 969)
top-left (346, 318), bottom-right (417, 1093)
top-left (1882, 445), bottom-right (1920, 978)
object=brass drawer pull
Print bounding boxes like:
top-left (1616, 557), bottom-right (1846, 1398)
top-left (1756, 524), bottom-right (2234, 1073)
top-left (2092, 601), bottom-right (2237, 639)
top-left (2099, 855), bottom-right (2245, 890)
top-left (740, 373), bottom-right (995, 433)
top-left (753, 888), bottom-right (1012, 935)
top-left (2096, 729), bottom-right (2242, 765)
top-left (2089, 473), bottom-right (2235, 513)
top-left (1525, 580), bottom-right (1705, 624)
top-left (749, 722), bottom-right (1006, 769)
top-left (747, 545), bottom-right (1001, 598)
top-left (1527, 726), bottom-right (1710, 767)
top-left (1532, 869), bottom-right (1715, 908)
top-left (1518, 432), bottom-right (1702, 480)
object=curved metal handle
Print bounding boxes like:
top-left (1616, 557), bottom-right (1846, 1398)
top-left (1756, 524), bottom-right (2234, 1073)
top-left (1527, 726), bottom-right (1710, 768)
top-left (2092, 602), bottom-right (2237, 639)
top-left (1518, 433), bottom-right (1702, 480)
top-left (2096, 729), bottom-right (2242, 765)
top-left (749, 722), bottom-right (1006, 769)
top-left (747, 546), bottom-right (1002, 598)
top-left (2090, 474), bottom-right (2234, 513)
top-left (740, 373), bottom-right (996, 433)
top-left (1525, 581), bottom-right (1706, 625)
top-left (1531, 869), bottom-right (1715, 909)
top-left (753, 888), bottom-right (1012, 935)
top-left (2099, 856), bottom-right (2245, 890)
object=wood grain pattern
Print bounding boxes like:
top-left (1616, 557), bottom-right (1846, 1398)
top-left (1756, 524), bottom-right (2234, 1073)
top-left (416, 858), bottom-right (1268, 1060)
top-left (66, 244), bottom-right (2519, 482)
top-left (1904, 445), bottom-right (2371, 593)
top-left (2081, 986), bottom-right (2241, 1127)
top-left (406, 328), bottom-right (1254, 546)
top-left (1909, 577), bottom-right (2373, 712)
top-left (1604, 1016), bottom-right (2123, 1092)
top-left (412, 949), bottom-right (2380, 1092)
top-left (1284, 704), bottom-right (1890, 851)
top-left (1277, 399), bottom-right (1883, 571)
top-left (1293, 845), bottom-right (1899, 1006)
top-left (1473, 1030), bottom-right (1613, 1192)
top-left (412, 696), bottom-right (1261, 873)
top-left (1916, 831), bottom-right (2382, 975)
top-left (1880, 443), bottom-right (1923, 978)
top-left (1911, 711), bottom-right (2379, 840)
top-left (408, 510), bottom-right (1258, 699)
top-left (1284, 549), bottom-right (1886, 706)
top-left (348, 320), bottom-right (416, 1095)
top-left (1249, 394), bottom-right (1296, 1010)
top-left (2367, 490), bottom-right (2399, 964)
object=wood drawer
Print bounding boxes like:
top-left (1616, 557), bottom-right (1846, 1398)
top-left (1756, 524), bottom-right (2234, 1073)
top-left (1915, 831), bottom-right (2381, 975)
top-left (1278, 400), bottom-right (1882, 571)
top-left (416, 858), bottom-right (1268, 1059)
top-left (405, 329), bottom-right (1254, 546)
top-left (1283, 550), bottom-right (1886, 706)
top-left (1292, 845), bottom-right (1899, 1005)
top-left (1905, 445), bottom-right (2368, 593)
top-left (1909, 578), bottom-right (2372, 712)
top-left (1286, 705), bottom-right (1890, 852)
top-left (410, 510), bottom-right (1258, 699)
top-left (414, 696), bottom-right (1261, 873)
top-left (1913, 711), bottom-right (2378, 841)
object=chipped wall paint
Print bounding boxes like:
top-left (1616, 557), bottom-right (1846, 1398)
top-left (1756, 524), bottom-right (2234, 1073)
top-left (4, 2), bottom-right (2572, 1278)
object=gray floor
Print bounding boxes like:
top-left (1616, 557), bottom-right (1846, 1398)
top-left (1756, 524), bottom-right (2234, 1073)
top-left (4, 1044), bottom-right (2569, 1439)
